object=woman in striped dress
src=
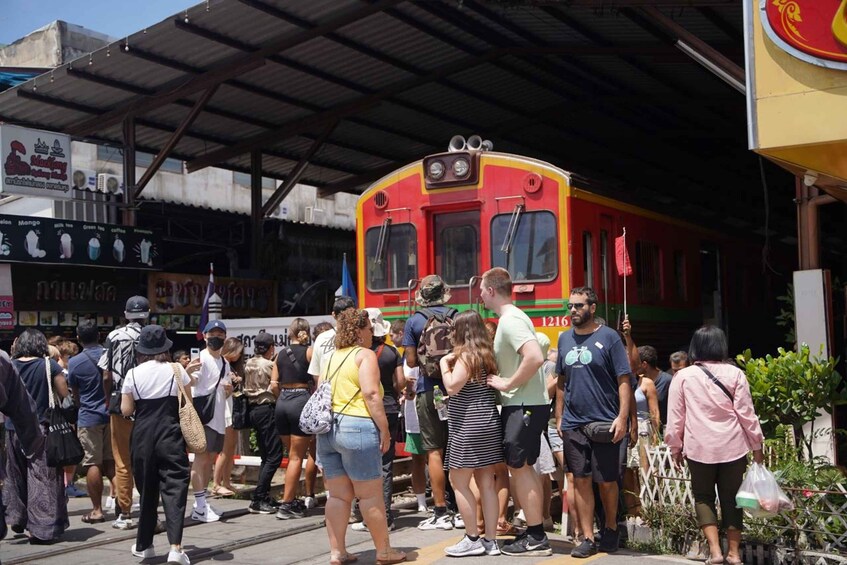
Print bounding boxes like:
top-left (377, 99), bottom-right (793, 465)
top-left (439, 311), bottom-right (503, 558)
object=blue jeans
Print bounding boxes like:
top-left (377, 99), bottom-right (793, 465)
top-left (317, 415), bottom-right (381, 482)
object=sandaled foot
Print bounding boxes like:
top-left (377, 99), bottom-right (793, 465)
top-left (726, 557), bottom-right (743, 565)
top-left (329, 553), bottom-right (359, 565)
top-left (81, 512), bottom-right (106, 524)
top-left (705, 557), bottom-right (725, 564)
top-left (375, 548), bottom-right (406, 565)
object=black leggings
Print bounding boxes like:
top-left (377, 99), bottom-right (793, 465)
top-left (687, 456), bottom-right (747, 531)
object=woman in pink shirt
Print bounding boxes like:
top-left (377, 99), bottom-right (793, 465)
top-left (665, 326), bottom-right (764, 565)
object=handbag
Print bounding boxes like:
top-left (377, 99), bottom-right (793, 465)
top-left (231, 387), bottom-right (249, 430)
top-left (43, 357), bottom-right (84, 467)
top-left (172, 363), bottom-right (207, 453)
top-left (299, 348), bottom-right (358, 435)
top-left (192, 360), bottom-right (226, 425)
top-left (582, 420), bottom-right (618, 443)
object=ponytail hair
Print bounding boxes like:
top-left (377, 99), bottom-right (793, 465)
top-left (288, 318), bottom-right (311, 344)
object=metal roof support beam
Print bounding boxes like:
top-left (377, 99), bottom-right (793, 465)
top-left (262, 121), bottom-right (338, 217)
top-left (626, 6), bottom-right (745, 93)
top-left (65, 0), bottom-right (403, 138)
top-left (250, 149), bottom-right (263, 270)
top-left (134, 85), bottom-right (219, 200)
top-left (186, 48), bottom-right (508, 173)
top-left (122, 117), bottom-right (136, 227)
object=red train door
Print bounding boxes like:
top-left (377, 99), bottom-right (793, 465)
top-left (433, 210), bottom-right (480, 306)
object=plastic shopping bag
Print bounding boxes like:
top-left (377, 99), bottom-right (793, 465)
top-left (736, 463), bottom-right (794, 517)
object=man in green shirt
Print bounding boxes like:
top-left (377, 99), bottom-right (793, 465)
top-left (482, 267), bottom-right (551, 557)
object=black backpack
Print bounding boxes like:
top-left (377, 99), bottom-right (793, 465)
top-left (416, 307), bottom-right (457, 381)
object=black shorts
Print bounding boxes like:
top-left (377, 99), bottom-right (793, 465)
top-left (415, 390), bottom-right (448, 452)
top-left (274, 389), bottom-right (311, 437)
top-left (501, 404), bottom-right (550, 468)
top-left (561, 427), bottom-right (628, 483)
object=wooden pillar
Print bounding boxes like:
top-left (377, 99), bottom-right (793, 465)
top-left (122, 117), bottom-right (136, 227)
top-left (250, 149), bottom-right (263, 270)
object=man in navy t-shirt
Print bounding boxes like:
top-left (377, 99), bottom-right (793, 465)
top-left (67, 319), bottom-right (114, 523)
top-left (555, 287), bottom-right (632, 558)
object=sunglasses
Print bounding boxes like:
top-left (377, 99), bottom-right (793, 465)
top-left (567, 302), bottom-right (589, 310)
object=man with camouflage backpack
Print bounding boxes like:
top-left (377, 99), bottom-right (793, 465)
top-left (403, 274), bottom-right (457, 531)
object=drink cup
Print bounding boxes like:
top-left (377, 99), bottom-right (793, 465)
top-left (140, 239), bottom-right (151, 264)
top-left (113, 237), bottom-right (125, 262)
top-left (60, 233), bottom-right (72, 259)
top-left (88, 237), bottom-right (100, 260)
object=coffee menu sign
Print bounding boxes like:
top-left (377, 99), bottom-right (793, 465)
top-left (0, 214), bottom-right (161, 269)
top-left (762, 1), bottom-right (847, 69)
top-left (1, 124), bottom-right (72, 199)
top-left (149, 272), bottom-right (276, 317)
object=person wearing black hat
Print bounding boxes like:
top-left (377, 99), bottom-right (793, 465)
top-left (188, 320), bottom-right (232, 523)
top-left (242, 331), bottom-right (283, 515)
top-left (120, 325), bottom-right (192, 565)
top-left (97, 295), bottom-right (152, 530)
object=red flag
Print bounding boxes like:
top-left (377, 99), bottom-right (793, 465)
top-left (615, 235), bottom-right (633, 277)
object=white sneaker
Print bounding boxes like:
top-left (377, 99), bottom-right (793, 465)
top-left (105, 497), bottom-right (115, 512)
top-left (190, 505), bottom-right (220, 523)
top-left (304, 496), bottom-right (317, 509)
top-left (132, 501), bottom-right (141, 512)
top-left (418, 513), bottom-right (454, 531)
top-left (417, 504), bottom-right (428, 513)
top-left (351, 521), bottom-right (368, 532)
top-left (445, 535), bottom-right (486, 557)
top-left (167, 549), bottom-right (191, 565)
top-left (131, 543), bottom-right (155, 558)
top-left (481, 538), bottom-right (501, 556)
top-left (113, 514), bottom-right (133, 530)
top-left (453, 514), bottom-right (465, 529)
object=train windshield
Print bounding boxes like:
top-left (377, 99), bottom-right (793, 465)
top-left (365, 223), bottom-right (417, 291)
top-left (491, 211), bottom-right (557, 282)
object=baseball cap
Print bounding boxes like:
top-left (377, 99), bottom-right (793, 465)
top-left (125, 296), bottom-right (150, 320)
top-left (253, 331), bottom-right (274, 354)
top-left (203, 319), bottom-right (227, 333)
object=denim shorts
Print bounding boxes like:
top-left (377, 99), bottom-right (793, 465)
top-left (317, 414), bottom-right (382, 481)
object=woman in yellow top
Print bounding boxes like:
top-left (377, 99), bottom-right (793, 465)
top-left (317, 309), bottom-right (406, 565)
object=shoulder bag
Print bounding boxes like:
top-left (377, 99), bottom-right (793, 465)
top-left (231, 379), bottom-right (249, 430)
top-left (192, 359), bottom-right (226, 425)
top-left (172, 363), bottom-right (207, 453)
top-left (44, 358), bottom-right (84, 467)
top-left (299, 348), bottom-right (359, 435)
top-left (582, 420), bottom-right (618, 443)
top-left (696, 363), bottom-right (734, 403)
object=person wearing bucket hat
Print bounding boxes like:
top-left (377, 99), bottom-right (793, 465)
top-left (351, 309), bottom-right (405, 532)
top-left (120, 325), bottom-right (193, 565)
top-left (402, 274), bottom-right (459, 531)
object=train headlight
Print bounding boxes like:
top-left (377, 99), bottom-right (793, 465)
top-left (453, 158), bottom-right (470, 178)
top-left (429, 160), bottom-right (445, 180)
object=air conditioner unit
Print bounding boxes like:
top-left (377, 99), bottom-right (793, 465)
top-left (304, 206), bottom-right (324, 224)
top-left (96, 173), bottom-right (123, 195)
top-left (71, 168), bottom-right (97, 191)
top-left (273, 204), bottom-right (293, 221)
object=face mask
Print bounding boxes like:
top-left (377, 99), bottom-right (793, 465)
top-left (206, 336), bottom-right (224, 351)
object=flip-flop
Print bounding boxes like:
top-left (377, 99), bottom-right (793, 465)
top-left (329, 553), bottom-right (359, 565)
top-left (212, 486), bottom-right (236, 497)
top-left (81, 513), bottom-right (106, 524)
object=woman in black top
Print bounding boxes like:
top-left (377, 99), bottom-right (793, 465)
top-left (5, 329), bottom-right (69, 543)
top-left (272, 318), bottom-right (312, 519)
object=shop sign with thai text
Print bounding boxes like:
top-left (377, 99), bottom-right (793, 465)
top-left (0, 214), bottom-right (160, 269)
top-left (149, 272), bottom-right (277, 317)
top-left (762, 1), bottom-right (847, 69)
top-left (0, 124), bottom-right (72, 199)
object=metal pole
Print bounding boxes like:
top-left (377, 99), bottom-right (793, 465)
top-left (250, 149), bottom-right (263, 270)
top-left (122, 117), bottom-right (136, 227)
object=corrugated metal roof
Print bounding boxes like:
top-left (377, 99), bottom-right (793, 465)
top-left (0, 0), bottom-right (775, 232)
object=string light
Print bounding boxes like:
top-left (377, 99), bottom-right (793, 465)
top-left (124, 37), bottom-right (130, 52)
top-left (184, 9), bottom-right (190, 23)
top-left (88, 53), bottom-right (93, 66)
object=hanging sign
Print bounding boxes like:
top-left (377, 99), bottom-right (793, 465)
top-left (762, 1), bottom-right (847, 69)
top-left (0, 124), bottom-right (72, 199)
top-left (0, 213), bottom-right (160, 269)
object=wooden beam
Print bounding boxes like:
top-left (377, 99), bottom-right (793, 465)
top-left (133, 85), bottom-right (219, 199)
top-left (65, 0), bottom-right (403, 138)
top-left (262, 121), bottom-right (338, 217)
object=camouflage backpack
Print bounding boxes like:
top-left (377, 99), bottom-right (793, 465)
top-left (416, 307), bottom-right (457, 381)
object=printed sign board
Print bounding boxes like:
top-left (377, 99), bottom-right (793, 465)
top-left (762, 1), bottom-right (847, 69)
top-left (221, 316), bottom-right (334, 357)
top-left (0, 213), bottom-right (160, 269)
top-left (149, 272), bottom-right (277, 317)
top-left (0, 124), bottom-right (72, 199)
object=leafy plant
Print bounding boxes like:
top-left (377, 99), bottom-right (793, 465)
top-left (737, 345), bottom-right (847, 458)
top-left (639, 501), bottom-right (699, 554)
top-left (775, 284), bottom-right (796, 347)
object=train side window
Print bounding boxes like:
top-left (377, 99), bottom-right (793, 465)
top-left (673, 250), bottom-right (687, 301)
top-left (364, 223), bottom-right (417, 291)
top-left (635, 240), bottom-right (662, 302)
top-left (599, 230), bottom-right (609, 301)
top-left (583, 231), bottom-right (594, 288)
top-left (490, 211), bottom-right (557, 282)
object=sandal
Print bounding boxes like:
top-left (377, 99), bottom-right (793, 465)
top-left (705, 558), bottom-right (725, 564)
top-left (329, 553), bottom-right (358, 565)
top-left (375, 549), bottom-right (406, 565)
top-left (497, 521), bottom-right (517, 535)
top-left (212, 486), bottom-right (235, 497)
top-left (81, 512), bottom-right (105, 524)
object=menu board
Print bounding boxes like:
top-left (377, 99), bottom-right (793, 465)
top-left (0, 214), bottom-right (161, 270)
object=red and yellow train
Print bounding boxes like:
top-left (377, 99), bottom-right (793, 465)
top-left (355, 136), bottom-right (787, 358)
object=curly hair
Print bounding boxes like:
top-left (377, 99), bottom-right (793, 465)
top-left (288, 317), bottom-right (311, 344)
top-left (451, 311), bottom-right (498, 382)
top-left (334, 309), bottom-right (370, 349)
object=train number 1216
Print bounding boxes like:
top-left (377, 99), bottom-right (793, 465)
top-left (541, 316), bottom-right (571, 327)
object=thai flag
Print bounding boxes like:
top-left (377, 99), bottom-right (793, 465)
top-left (341, 253), bottom-right (357, 306)
top-left (615, 232), bottom-right (633, 277)
top-left (196, 263), bottom-right (214, 340)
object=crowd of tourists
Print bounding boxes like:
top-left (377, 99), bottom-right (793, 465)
top-left (0, 270), bottom-right (766, 565)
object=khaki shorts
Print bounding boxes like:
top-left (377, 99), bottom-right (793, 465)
top-left (78, 423), bottom-right (114, 467)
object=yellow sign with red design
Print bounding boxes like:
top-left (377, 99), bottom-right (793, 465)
top-left (762, 1), bottom-right (847, 67)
